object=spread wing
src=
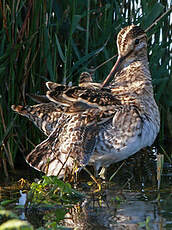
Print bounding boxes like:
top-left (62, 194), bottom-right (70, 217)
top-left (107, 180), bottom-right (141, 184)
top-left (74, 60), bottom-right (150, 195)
top-left (11, 73), bottom-right (123, 177)
top-left (26, 112), bottom-right (99, 177)
top-left (11, 103), bottom-right (66, 136)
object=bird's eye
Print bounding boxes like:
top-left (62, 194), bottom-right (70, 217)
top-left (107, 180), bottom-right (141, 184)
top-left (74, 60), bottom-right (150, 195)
top-left (135, 39), bottom-right (140, 45)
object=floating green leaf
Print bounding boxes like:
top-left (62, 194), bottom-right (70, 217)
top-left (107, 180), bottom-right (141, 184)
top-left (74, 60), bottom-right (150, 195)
top-left (0, 219), bottom-right (33, 230)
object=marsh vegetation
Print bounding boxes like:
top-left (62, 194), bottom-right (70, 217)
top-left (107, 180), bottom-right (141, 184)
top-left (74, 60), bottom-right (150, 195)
top-left (0, 0), bottom-right (171, 229)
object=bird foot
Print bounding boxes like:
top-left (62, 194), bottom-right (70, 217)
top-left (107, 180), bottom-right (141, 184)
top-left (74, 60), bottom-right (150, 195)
top-left (84, 167), bottom-right (102, 192)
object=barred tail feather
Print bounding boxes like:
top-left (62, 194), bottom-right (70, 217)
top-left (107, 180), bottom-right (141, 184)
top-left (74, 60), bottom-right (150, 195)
top-left (11, 105), bottom-right (28, 116)
top-left (25, 124), bottom-right (74, 177)
top-left (11, 103), bottom-right (65, 136)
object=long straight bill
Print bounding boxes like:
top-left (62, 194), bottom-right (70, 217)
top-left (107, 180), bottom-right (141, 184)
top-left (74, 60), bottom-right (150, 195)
top-left (101, 56), bottom-right (123, 88)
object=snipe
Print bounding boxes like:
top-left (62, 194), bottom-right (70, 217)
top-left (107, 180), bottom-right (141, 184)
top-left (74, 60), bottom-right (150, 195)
top-left (12, 25), bottom-right (160, 178)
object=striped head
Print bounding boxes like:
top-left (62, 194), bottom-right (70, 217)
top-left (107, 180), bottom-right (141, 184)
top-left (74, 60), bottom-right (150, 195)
top-left (102, 25), bottom-right (148, 87)
top-left (117, 24), bottom-right (147, 59)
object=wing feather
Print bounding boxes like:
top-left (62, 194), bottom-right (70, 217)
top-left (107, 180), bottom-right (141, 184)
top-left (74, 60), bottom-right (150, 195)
top-left (26, 114), bottom-right (98, 177)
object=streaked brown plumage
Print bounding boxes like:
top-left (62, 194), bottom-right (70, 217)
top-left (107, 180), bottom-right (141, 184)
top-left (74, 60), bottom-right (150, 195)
top-left (11, 25), bottom-right (160, 178)
top-left (91, 25), bottom-right (160, 171)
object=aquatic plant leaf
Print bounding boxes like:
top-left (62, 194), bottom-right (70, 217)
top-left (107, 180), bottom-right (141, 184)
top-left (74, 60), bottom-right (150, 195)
top-left (0, 210), bottom-right (18, 220)
top-left (42, 176), bottom-right (83, 198)
top-left (28, 176), bottom-right (83, 206)
top-left (54, 208), bottom-right (67, 222)
top-left (139, 216), bottom-right (151, 229)
top-left (0, 219), bottom-right (33, 230)
top-left (0, 200), bottom-right (16, 207)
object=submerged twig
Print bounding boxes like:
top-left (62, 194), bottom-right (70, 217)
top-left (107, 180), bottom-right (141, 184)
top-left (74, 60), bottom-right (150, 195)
top-left (157, 154), bottom-right (164, 190)
top-left (109, 161), bottom-right (125, 181)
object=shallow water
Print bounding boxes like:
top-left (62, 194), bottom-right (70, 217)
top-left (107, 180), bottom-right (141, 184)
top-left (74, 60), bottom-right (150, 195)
top-left (0, 148), bottom-right (172, 229)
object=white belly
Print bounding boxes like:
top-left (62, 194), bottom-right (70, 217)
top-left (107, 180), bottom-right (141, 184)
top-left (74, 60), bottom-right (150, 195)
top-left (90, 118), bottom-right (159, 171)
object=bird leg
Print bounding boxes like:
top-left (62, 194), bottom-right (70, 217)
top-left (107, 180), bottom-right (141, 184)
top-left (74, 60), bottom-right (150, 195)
top-left (83, 167), bottom-right (101, 192)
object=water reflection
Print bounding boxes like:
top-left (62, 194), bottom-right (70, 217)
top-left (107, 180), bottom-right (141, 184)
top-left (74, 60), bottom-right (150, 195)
top-left (16, 191), bottom-right (26, 220)
top-left (60, 148), bottom-right (172, 229)
top-left (1, 148), bottom-right (172, 229)
top-left (61, 189), bottom-right (166, 230)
